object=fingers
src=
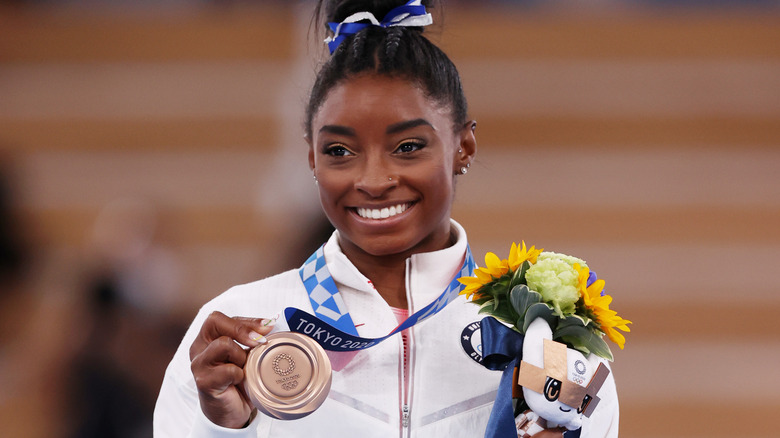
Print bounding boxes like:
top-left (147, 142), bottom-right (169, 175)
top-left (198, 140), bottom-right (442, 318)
top-left (190, 338), bottom-right (254, 429)
top-left (198, 335), bottom-right (251, 370)
top-left (189, 311), bottom-right (274, 361)
top-left (187, 312), bottom-right (276, 429)
top-left (191, 336), bottom-right (248, 392)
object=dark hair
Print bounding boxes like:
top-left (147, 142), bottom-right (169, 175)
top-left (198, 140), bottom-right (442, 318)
top-left (305, 0), bottom-right (467, 138)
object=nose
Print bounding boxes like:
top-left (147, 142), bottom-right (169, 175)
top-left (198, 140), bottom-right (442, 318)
top-left (354, 157), bottom-right (397, 197)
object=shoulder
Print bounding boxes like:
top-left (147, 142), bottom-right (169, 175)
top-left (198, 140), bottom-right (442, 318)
top-left (197, 269), bottom-right (309, 319)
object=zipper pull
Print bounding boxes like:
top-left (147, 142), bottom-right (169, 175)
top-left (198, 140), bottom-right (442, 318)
top-left (402, 404), bottom-right (410, 428)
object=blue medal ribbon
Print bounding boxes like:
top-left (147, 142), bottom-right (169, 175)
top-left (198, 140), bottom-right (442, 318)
top-left (298, 245), bottom-right (359, 336)
top-left (289, 244), bottom-right (475, 352)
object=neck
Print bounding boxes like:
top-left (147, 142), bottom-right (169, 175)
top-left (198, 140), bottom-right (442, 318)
top-left (337, 226), bottom-right (458, 310)
top-left (348, 252), bottom-right (409, 309)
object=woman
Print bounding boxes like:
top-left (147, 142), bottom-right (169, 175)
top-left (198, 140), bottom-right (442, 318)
top-left (154, 1), bottom-right (619, 436)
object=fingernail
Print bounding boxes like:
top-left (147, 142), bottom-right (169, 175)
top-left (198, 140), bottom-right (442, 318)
top-left (262, 315), bottom-right (279, 327)
top-left (250, 332), bottom-right (267, 344)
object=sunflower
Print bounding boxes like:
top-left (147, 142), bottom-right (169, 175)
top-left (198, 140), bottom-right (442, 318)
top-left (574, 263), bottom-right (632, 349)
top-left (458, 241), bottom-right (541, 300)
top-left (508, 241), bottom-right (542, 270)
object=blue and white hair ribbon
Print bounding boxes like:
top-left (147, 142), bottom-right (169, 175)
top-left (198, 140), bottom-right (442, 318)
top-left (324, 0), bottom-right (433, 54)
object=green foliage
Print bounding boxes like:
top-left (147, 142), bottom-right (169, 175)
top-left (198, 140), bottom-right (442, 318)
top-left (522, 302), bottom-right (556, 333)
top-left (554, 317), bottom-right (613, 361)
top-left (465, 256), bottom-right (615, 360)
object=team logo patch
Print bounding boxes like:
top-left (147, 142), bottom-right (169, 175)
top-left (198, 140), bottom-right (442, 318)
top-left (460, 321), bottom-right (483, 364)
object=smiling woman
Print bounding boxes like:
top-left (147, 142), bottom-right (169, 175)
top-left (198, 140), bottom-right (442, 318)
top-left (154, 1), bottom-right (618, 437)
top-left (309, 75), bottom-right (476, 308)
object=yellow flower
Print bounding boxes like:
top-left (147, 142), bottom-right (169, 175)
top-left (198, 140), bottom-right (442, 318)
top-left (459, 241), bottom-right (542, 300)
top-left (574, 263), bottom-right (632, 349)
top-left (508, 241), bottom-right (542, 271)
top-left (484, 251), bottom-right (510, 278)
top-left (458, 252), bottom-right (505, 299)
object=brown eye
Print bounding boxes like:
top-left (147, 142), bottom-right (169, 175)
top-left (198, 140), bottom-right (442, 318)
top-left (324, 144), bottom-right (353, 157)
top-left (543, 377), bottom-right (562, 402)
top-left (395, 140), bottom-right (424, 154)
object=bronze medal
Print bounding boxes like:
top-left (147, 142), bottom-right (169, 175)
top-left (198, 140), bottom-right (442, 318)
top-left (244, 332), bottom-right (332, 420)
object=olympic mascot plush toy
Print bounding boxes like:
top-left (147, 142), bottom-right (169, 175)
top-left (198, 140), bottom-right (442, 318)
top-left (515, 318), bottom-right (611, 434)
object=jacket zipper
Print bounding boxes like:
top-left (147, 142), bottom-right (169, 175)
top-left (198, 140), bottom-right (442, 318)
top-left (400, 258), bottom-right (415, 438)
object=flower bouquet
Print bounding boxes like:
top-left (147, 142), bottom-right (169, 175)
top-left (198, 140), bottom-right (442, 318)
top-left (459, 242), bottom-right (631, 436)
top-left (459, 242), bottom-right (630, 360)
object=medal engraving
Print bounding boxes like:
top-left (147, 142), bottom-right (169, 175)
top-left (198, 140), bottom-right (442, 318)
top-left (244, 332), bottom-right (332, 420)
top-left (273, 353), bottom-right (296, 376)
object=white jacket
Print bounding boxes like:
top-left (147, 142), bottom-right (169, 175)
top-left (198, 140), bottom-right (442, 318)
top-left (154, 221), bottom-right (619, 437)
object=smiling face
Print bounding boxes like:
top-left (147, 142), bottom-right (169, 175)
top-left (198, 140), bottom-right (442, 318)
top-left (308, 74), bottom-right (475, 262)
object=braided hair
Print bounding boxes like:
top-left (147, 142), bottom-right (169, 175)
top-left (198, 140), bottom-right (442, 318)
top-left (305, 0), bottom-right (468, 138)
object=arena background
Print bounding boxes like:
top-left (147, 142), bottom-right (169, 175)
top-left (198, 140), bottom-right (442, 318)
top-left (1, 0), bottom-right (778, 436)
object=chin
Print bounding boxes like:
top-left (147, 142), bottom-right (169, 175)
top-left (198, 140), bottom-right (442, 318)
top-left (354, 237), bottom-right (414, 257)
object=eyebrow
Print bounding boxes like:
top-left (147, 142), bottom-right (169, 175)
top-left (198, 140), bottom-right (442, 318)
top-left (386, 118), bottom-right (434, 135)
top-left (319, 125), bottom-right (356, 136)
top-left (318, 118), bottom-right (434, 137)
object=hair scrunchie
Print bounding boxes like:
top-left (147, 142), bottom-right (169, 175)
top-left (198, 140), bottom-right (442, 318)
top-left (324, 0), bottom-right (433, 54)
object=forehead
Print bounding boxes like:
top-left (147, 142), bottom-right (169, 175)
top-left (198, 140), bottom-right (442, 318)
top-left (312, 75), bottom-right (450, 132)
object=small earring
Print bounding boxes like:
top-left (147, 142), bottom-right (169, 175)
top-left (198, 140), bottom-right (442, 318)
top-left (460, 167), bottom-right (468, 175)
top-left (458, 148), bottom-right (462, 153)
top-left (313, 173), bottom-right (318, 184)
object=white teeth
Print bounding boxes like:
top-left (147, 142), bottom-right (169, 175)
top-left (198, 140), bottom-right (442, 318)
top-left (357, 204), bottom-right (409, 220)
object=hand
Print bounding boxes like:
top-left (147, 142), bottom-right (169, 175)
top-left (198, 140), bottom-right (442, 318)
top-left (189, 311), bottom-right (274, 428)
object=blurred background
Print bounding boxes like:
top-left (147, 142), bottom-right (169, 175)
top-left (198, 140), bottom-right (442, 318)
top-left (1, 0), bottom-right (778, 437)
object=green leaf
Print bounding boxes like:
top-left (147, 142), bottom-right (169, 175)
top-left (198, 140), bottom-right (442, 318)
top-left (509, 284), bottom-right (540, 315)
top-left (477, 300), bottom-right (496, 314)
top-left (558, 335), bottom-right (591, 356)
top-left (556, 314), bottom-right (588, 331)
top-left (484, 306), bottom-right (516, 325)
top-left (470, 295), bottom-right (492, 306)
top-left (492, 295), bottom-right (520, 325)
top-left (511, 285), bottom-right (543, 329)
top-left (522, 302), bottom-right (557, 333)
top-left (488, 282), bottom-right (506, 300)
top-left (555, 326), bottom-right (614, 361)
top-left (509, 260), bottom-right (530, 289)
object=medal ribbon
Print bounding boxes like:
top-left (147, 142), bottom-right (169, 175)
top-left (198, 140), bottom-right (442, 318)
top-left (289, 245), bottom-right (475, 352)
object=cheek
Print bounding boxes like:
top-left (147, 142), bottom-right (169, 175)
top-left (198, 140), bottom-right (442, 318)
top-left (416, 162), bottom-right (455, 192)
top-left (315, 174), bottom-right (348, 208)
